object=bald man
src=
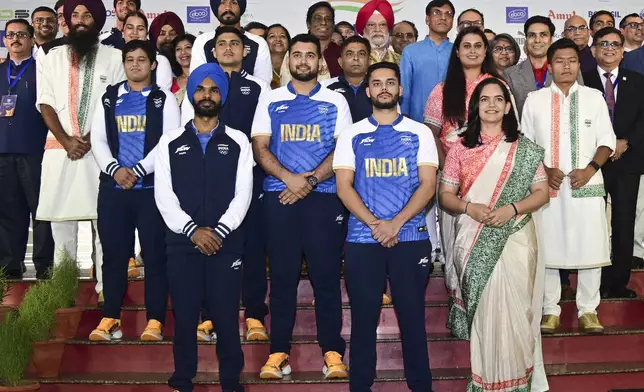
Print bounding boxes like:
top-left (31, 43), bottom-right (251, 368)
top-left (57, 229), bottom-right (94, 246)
top-left (564, 15), bottom-right (596, 73)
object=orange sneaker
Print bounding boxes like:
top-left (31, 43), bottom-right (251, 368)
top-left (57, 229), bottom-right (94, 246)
top-left (140, 319), bottom-right (163, 341)
top-left (246, 318), bottom-right (269, 341)
top-left (323, 351), bottom-right (348, 379)
top-left (260, 352), bottom-right (291, 379)
top-left (197, 320), bottom-right (216, 342)
top-left (89, 318), bottom-right (122, 341)
top-left (127, 257), bottom-right (141, 278)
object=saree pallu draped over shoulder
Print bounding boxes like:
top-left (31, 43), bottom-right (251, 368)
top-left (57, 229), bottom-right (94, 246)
top-left (442, 136), bottom-right (546, 391)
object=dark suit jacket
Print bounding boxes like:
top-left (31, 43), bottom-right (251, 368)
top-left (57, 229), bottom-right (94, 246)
top-left (583, 67), bottom-right (644, 174)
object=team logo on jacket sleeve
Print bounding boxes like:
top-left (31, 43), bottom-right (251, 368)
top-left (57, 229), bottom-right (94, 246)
top-left (175, 144), bottom-right (190, 155)
top-left (240, 86), bottom-right (251, 95)
top-left (154, 97), bottom-right (163, 108)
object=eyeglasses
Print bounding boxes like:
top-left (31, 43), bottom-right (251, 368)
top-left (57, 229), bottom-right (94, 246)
top-left (5, 31), bottom-right (31, 40)
top-left (33, 17), bottom-right (56, 24)
top-left (311, 15), bottom-right (333, 25)
top-left (493, 46), bottom-right (515, 54)
top-left (595, 41), bottom-right (623, 49)
top-left (394, 32), bottom-right (416, 40)
top-left (624, 22), bottom-right (644, 30)
top-left (564, 25), bottom-right (588, 33)
top-left (458, 20), bottom-right (482, 29)
top-left (430, 9), bottom-right (454, 18)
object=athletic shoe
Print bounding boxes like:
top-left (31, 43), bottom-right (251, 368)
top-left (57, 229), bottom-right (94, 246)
top-left (140, 319), bottom-right (164, 341)
top-left (89, 318), bottom-right (123, 341)
top-left (246, 318), bottom-right (269, 341)
top-left (579, 313), bottom-right (604, 335)
top-left (197, 320), bottom-right (217, 342)
top-left (322, 351), bottom-right (348, 379)
top-left (260, 352), bottom-right (291, 379)
top-left (540, 315), bottom-right (560, 334)
top-left (127, 257), bottom-right (141, 278)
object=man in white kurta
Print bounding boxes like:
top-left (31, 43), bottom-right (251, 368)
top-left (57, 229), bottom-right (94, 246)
top-left (36, 0), bottom-right (125, 295)
top-left (521, 40), bottom-right (616, 335)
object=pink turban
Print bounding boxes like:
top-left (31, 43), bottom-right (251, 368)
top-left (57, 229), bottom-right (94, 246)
top-left (355, 0), bottom-right (395, 36)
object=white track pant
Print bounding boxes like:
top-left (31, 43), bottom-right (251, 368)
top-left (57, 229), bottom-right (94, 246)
top-left (543, 268), bottom-right (601, 318)
top-left (51, 220), bottom-right (103, 293)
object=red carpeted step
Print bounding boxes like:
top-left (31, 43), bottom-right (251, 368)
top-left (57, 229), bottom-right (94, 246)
top-left (37, 362), bottom-right (644, 392)
top-left (58, 327), bottom-right (644, 373)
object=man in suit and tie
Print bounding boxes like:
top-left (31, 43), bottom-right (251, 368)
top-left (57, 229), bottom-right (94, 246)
top-left (505, 16), bottom-right (584, 118)
top-left (583, 27), bottom-right (644, 299)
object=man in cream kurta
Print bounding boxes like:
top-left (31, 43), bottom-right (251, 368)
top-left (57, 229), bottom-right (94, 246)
top-left (521, 39), bottom-right (616, 336)
top-left (36, 0), bottom-right (125, 295)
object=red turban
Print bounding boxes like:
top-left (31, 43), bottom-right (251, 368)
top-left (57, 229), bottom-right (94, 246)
top-left (149, 12), bottom-right (185, 46)
top-left (64, 0), bottom-right (107, 31)
top-left (355, 0), bottom-right (395, 36)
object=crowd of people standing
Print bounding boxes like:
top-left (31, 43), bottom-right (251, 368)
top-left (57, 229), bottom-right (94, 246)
top-left (2, 0), bottom-right (644, 391)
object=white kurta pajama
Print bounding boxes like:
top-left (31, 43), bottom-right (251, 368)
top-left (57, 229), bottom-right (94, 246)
top-left (522, 82), bottom-right (616, 318)
top-left (36, 44), bottom-right (125, 292)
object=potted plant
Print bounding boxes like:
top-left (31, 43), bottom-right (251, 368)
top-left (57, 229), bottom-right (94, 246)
top-left (49, 255), bottom-right (82, 340)
top-left (18, 281), bottom-right (65, 378)
top-left (0, 312), bottom-right (39, 391)
top-left (0, 268), bottom-right (15, 324)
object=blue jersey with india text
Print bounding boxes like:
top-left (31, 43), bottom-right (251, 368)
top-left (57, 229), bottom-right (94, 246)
top-left (333, 115), bottom-right (439, 243)
top-left (251, 82), bottom-right (352, 193)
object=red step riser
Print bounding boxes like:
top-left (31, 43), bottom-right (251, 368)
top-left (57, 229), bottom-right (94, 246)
top-left (35, 372), bottom-right (644, 392)
top-left (3, 277), bottom-right (452, 306)
top-left (75, 307), bottom-right (452, 339)
top-left (39, 380), bottom-right (468, 392)
top-left (58, 334), bottom-right (644, 374)
top-left (75, 299), bottom-right (644, 339)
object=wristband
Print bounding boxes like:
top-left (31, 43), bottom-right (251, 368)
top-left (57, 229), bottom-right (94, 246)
top-left (588, 160), bottom-right (601, 172)
top-left (511, 203), bottom-right (518, 216)
top-left (464, 202), bottom-right (471, 214)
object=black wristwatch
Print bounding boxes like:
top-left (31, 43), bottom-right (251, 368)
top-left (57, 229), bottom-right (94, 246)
top-left (306, 175), bottom-right (319, 189)
top-left (588, 160), bottom-right (601, 172)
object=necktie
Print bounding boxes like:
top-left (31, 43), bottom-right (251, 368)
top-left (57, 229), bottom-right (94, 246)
top-left (604, 72), bottom-right (616, 114)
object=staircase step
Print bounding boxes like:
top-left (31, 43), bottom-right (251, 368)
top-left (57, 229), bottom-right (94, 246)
top-left (37, 362), bottom-right (644, 392)
top-left (7, 269), bottom-right (644, 308)
top-left (74, 298), bottom-right (644, 339)
top-left (3, 273), bottom-right (450, 307)
top-left (59, 326), bottom-right (644, 373)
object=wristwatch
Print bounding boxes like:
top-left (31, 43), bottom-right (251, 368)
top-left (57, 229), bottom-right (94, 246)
top-left (588, 160), bottom-right (601, 172)
top-left (306, 175), bottom-right (319, 189)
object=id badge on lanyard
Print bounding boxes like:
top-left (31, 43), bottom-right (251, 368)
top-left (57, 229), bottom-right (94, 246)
top-left (1, 57), bottom-right (34, 118)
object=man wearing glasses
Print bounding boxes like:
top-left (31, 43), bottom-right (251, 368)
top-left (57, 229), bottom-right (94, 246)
top-left (400, 0), bottom-right (454, 123)
top-left (619, 14), bottom-right (644, 52)
top-left (584, 27), bottom-right (644, 300)
top-left (563, 15), bottom-right (595, 73)
top-left (456, 8), bottom-right (484, 33)
top-left (391, 21), bottom-right (418, 55)
top-left (31, 7), bottom-right (58, 50)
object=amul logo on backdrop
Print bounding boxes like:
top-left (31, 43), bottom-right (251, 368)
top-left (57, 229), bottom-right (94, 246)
top-left (329, 0), bottom-right (405, 13)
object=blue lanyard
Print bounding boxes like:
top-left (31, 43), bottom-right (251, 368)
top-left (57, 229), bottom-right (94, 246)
top-left (536, 70), bottom-right (548, 90)
top-left (7, 57), bottom-right (34, 92)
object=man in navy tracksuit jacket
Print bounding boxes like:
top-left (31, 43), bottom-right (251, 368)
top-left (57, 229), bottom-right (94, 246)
top-left (323, 36), bottom-right (373, 123)
top-left (181, 25), bottom-right (270, 343)
top-left (0, 19), bottom-right (54, 279)
top-left (89, 40), bottom-right (181, 341)
top-left (155, 63), bottom-right (252, 392)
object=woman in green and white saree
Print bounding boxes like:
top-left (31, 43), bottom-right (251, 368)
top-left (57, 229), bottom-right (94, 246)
top-left (438, 78), bottom-right (550, 391)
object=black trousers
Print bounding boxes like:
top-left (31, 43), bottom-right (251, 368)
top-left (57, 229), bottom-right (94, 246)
top-left (601, 167), bottom-right (640, 291)
top-left (264, 191), bottom-right (346, 356)
top-left (168, 251), bottom-right (244, 392)
top-left (97, 186), bottom-right (168, 322)
top-left (345, 241), bottom-right (432, 392)
top-left (0, 154), bottom-right (54, 277)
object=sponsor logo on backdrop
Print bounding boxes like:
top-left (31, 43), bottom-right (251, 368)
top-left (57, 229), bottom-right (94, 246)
top-left (187, 6), bottom-right (210, 23)
top-left (506, 7), bottom-right (528, 24)
top-left (587, 10), bottom-right (622, 19)
top-left (548, 10), bottom-right (577, 21)
top-left (105, 9), bottom-right (168, 20)
top-left (0, 9), bottom-right (30, 20)
top-left (329, 0), bottom-right (405, 13)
